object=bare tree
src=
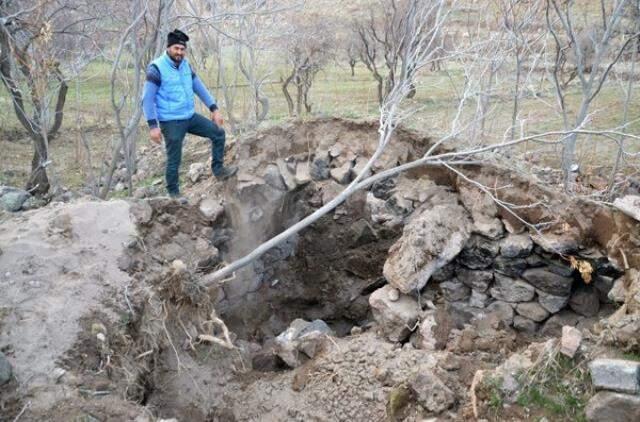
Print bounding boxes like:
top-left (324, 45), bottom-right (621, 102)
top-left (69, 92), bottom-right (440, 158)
top-left (99, 0), bottom-right (173, 198)
top-left (545, 0), bottom-right (639, 191)
top-left (353, 0), bottom-right (446, 105)
top-left (353, 16), bottom-right (385, 104)
top-left (278, 15), bottom-right (333, 116)
top-left (607, 0), bottom-right (639, 199)
top-left (344, 38), bottom-right (359, 77)
top-left (0, 0), bottom-right (96, 195)
top-left (498, 0), bottom-right (544, 140)
top-left (180, 0), bottom-right (299, 133)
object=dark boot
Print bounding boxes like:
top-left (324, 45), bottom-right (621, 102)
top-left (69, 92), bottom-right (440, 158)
top-left (215, 165), bottom-right (238, 181)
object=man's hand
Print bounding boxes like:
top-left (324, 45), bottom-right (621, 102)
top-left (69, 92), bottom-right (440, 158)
top-left (211, 110), bottom-right (224, 127)
top-left (150, 128), bottom-right (162, 145)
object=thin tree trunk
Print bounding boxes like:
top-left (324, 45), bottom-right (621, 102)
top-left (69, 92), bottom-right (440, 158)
top-left (510, 54), bottom-right (522, 141)
top-left (281, 73), bottom-right (295, 116)
top-left (606, 29), bottom-right (638, 199)
top-left (27, 135), bottom-right (50, 194)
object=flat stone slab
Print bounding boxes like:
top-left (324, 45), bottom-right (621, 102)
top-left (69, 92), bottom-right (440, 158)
top-left (522, 268), bottom-right (573, 296)
top-left (586, 392), bottom-right (640, 422)
top-left (589, 359), bottom-right (640, 394)
top-left (613, 195), bottom-right (640, 222)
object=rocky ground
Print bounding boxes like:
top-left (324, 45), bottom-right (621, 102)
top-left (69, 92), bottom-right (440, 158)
top-left (1, 118), bottom-right (640, 422)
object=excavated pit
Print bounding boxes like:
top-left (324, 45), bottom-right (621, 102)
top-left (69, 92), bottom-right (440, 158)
top-left (2, 118), bottom-right (639, 421)
top-left (104, 121), bottom-right (636, 420)
top-left (120, 118), bottom-right (634, 421)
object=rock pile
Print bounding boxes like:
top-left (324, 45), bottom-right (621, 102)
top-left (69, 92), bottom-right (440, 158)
top-left (0, 186), bottom-right (31, 212)
top-left (371, 182), bottom-right (623, 343)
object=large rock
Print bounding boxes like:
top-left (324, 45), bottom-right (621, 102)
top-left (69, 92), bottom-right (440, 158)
top-left (274, 319), bottom-right (334, 368)
top-left (469, 289), bottom-right (491, 308)
top-left (263, 164), bottom-right (287, 191)
top-left (586, 392), bottom-right (640, 422)
top-left (515, 302), bottom-right (549, 322)
top-left (409, 367), bottom-right (455, 413)
top-left (458, 235), bottom-right (500, 269)
top-left (369, 285), bottom-right (420, 342)
top-left (276, 158), bottom-right (298, 190)
top-left (414, 312), bottom-right (438, 350)
top-left (440, 280), bottom-right (471, 302)
top-left (608, 277), bottom-right (627, 303)
top-left (613, 195), bottom-right (640, 222)
top-left (0, 187), bottom-right (30, 212)
top-left (594, 275), bottom-right (614, 303)
top-left (294, 161), bottom-right (312, 185)
top-left (569, 285), bottom-right (600, 317)
top-left (413, 309), bottom-right (453, 351)
top-left (366, 192), bottom-right (400, 227)
top-left (625, 270), bottom-right (640, 314)
top-left (513, 315), bottom-right (538, 332)
top-left (540, 310), bottom-right (581, 336)
top-left (310, 150), bottom-right (330, 180)
top-left (500, 234), bottom-right (533, 258)
top-left (537, 290), bottom-right (570, 313)
top-left (199, 198), bottom-right (224, 222)
top-left (458, 184), bottom-right (504, 239)
top-left (188, 162), bottom-right (207, 183)
top-left (589, 359), bottom-right (640, 394)
top-left (0, 351), bottom-right (12, 385)
top-left (490, 274), bottom-right (535, 303)
top-left (457, 269), bottom-right (493, 292)
top-left (486, 301), bottom-right (515, 326)
top-left (531, 230), bottom-right (580, 254)
top-left (522, 268), bottom-right (574, 296)
top-left (329, 162), bottom-right (353, 184)
top-left (493, 256), bottom-right (528, 277)
top-left (383, 203), bottom-right (472, 293)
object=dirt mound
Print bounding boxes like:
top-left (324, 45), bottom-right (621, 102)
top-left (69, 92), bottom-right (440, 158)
top-left (0, 200), bottom-right (137, 419)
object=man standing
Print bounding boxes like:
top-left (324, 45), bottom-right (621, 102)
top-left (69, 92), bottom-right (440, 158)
top-left (142, 29), bottom-right (237, 200)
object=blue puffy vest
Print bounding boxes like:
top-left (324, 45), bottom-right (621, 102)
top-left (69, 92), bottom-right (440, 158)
top-left (152, 53), bottom-right (195, 121)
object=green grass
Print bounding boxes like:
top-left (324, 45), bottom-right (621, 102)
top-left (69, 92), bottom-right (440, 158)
top-left (622, 352), bottom-right (640, 362)
top-left (515, 354), bottom-right (591, 422)
top-left (485, 376), bottom-right (505, 414)
top-left (1, 52), bottom-right (639, 191)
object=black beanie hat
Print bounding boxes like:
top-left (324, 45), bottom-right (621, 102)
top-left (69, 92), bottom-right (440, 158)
top-left (167, 29), bottom-right (189, 48)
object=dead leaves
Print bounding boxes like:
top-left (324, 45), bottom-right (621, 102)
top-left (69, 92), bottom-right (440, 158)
top-left (569, 256), bottom-right (593, 284)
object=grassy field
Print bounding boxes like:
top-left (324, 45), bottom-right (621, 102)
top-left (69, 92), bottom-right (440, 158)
top-left (1, 55), bottom-right (638, 191)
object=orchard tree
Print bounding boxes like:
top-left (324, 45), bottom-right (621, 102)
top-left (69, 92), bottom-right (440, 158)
top-left (0, 0), bottom-right (97, 195)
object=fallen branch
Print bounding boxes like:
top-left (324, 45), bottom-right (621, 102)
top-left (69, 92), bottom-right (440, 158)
top-left (12, 401), bottom-right (31, 422)
top-left (470, 370), bottom-right (484, 420)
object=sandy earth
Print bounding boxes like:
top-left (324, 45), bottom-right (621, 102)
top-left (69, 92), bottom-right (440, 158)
top-left (0, 200), bottom-right (137, 417)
